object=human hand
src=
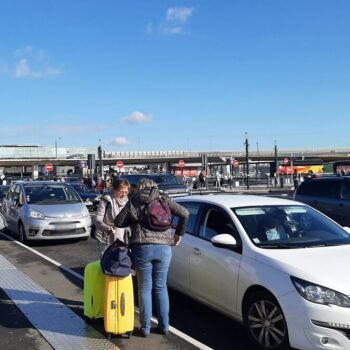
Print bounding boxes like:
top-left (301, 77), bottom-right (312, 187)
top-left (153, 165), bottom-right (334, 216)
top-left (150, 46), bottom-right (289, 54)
top-left (174, 234), bottom-right (182, 246)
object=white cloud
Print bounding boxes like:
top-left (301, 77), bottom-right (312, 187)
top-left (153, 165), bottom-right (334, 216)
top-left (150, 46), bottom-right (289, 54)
top-left (148, 7), bottom-right (193, 36)
top-left (9, 47), bottom-right (63, 79)
top-left (110, 137), bottom-right (129, 146)
top-left (15, 58), bottom-right (62, 78)
top-left (166, 7), bottom-right (193, 24)
top-left (161, 7), bottom-right (193, 35)
top-left (121, 111), bottom-right (153, 124)
top-left (14, 46), bottom-right (33, 57)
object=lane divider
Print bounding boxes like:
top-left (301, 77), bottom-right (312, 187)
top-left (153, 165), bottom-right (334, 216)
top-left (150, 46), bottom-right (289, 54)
top-left (0, 231), bottom-right (213, 350)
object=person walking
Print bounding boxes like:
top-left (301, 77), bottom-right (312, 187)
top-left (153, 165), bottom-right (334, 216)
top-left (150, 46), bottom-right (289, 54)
top-left (199, 170), bottom-right (205, 188)
top-left (94, 178), bottom-right (130, 258)
top-left (114, 178), bottom-right (189, 337)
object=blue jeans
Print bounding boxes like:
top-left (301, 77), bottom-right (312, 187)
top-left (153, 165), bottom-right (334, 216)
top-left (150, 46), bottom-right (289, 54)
top-left (131, 244), bottom-right (172, 334)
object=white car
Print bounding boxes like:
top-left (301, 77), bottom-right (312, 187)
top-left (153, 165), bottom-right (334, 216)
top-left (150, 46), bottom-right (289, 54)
top-left (168, 195), bottom-right (350, 350)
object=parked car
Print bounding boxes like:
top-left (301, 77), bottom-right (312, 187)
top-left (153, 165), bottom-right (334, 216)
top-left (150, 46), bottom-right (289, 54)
top-left (169, 195), bottom-right (350, 350)
top-left (68, 183), bottom-right (100, 211)
top-left (293, 176), bottom-right (350, 226)
top-left (0, 185), bottom-right (10, 209)
top-left (120, 174), bottom-right (189, 196)
top-left (1, 181), bottom-right (91, 243)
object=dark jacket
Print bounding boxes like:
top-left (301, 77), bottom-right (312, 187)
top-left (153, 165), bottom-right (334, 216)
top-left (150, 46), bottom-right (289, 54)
top-left (114, 187), bottom-right (189, 246)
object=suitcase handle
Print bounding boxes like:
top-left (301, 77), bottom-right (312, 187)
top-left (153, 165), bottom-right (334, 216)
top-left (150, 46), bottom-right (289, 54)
top-left (120, 293), bottom-right (125, 316)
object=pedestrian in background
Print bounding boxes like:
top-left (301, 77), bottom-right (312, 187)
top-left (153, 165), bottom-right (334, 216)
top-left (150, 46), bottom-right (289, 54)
top-left (199, 170), bottom-right (205, 188)
top-left (94, 178), bottom-right (130, 258)
top-left (114, 178), bottom-right (189, 337)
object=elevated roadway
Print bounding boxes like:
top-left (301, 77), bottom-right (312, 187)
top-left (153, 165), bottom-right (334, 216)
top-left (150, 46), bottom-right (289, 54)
top-left (1, 148), bottom-right (350, 168)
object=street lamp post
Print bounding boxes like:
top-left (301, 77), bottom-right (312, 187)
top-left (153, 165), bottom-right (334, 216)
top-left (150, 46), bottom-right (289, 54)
top-left (245, 132), bottom-right (249, 190)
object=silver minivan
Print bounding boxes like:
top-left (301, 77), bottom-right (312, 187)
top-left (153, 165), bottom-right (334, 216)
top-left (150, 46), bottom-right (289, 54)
top-left (1, 181), bottom-right (91, 243)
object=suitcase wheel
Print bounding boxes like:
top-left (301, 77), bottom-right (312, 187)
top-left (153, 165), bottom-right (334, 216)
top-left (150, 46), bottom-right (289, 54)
top-left (126, 331), bottom-right (132, 339)
top-left (107, 332), bottom-right (112, 340)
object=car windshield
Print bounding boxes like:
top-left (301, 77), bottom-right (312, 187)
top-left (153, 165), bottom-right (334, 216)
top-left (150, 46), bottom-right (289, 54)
top-left (24, 184), bottom-right (81, 204)
top-left (71, 184), bottom-right (89, 192)
top-left (149, 175), bottom-right (184, 185)
top-left (233, 205), bottom-right (350, 248)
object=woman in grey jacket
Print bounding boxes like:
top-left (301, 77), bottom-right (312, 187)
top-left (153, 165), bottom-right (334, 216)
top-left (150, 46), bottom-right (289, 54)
top-left (114, 178), bottom-right (189, 337)
top-left (94, 178), bottom-right (130, 258)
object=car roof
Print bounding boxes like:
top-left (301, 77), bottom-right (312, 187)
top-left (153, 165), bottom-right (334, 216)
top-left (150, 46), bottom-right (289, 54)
top-left (175, 194), bottom-right (303, 208)
top-left (21, 181), bottom-right (67, 186)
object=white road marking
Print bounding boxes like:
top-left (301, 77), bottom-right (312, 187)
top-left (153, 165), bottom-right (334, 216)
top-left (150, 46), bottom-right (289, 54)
top-left (0, 231), bottom-right (214, 350)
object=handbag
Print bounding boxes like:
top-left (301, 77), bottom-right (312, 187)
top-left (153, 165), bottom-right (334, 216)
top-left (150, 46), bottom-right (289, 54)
top-left (100, 239), bottom-right (131, 277)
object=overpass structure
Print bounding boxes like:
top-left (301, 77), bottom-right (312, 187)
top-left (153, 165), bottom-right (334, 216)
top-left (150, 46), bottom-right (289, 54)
top-left (0, 145), bottom-right (350, 177)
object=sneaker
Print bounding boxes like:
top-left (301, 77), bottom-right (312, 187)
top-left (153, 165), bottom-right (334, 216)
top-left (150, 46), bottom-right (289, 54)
top-left (139, 328), bottom-right (150, 338)
top-left (156, 328), bottom-right (169, 336)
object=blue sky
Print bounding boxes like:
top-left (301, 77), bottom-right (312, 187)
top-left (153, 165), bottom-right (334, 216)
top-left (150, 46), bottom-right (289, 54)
top-left (0, 0), bottom-right (349, 152)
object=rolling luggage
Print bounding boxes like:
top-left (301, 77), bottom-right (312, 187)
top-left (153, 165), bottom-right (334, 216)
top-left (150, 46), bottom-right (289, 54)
top-left (84, 260), bottom-right (105, 319)
top-left (104, 274), bottom-right (134, 338)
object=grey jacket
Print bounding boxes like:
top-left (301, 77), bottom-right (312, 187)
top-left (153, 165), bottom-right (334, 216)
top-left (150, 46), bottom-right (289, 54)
top-left (93, 193), bottom-right (128, 245)
top-left (114, 187), bottom-right (189, 246)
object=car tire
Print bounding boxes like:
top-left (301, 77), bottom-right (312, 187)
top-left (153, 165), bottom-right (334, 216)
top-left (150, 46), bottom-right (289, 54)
top-left (243, 290), bottom-right (289, 350)
top-left (18, 223), bottom-right (28, 244)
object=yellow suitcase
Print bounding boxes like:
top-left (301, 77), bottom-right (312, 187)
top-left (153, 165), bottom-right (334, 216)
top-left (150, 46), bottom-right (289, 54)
top-left (83, 260), bottom-right (105, 319)
top-left (104, 274), bottom-right (134, 338)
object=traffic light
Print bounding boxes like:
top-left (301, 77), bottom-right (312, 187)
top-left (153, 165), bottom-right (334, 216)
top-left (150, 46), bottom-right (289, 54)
top-left (97, 146), bottom-right (102, 159)
top-left (87, 154), bottom-right (96, 170)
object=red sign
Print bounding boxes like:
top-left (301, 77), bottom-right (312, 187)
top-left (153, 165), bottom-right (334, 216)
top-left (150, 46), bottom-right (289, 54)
top-left (178, 160), bottom-right (185, 167)
top-left (283, 158), bottom-right (289, 165)
top-left (45, 163), bottom-right (54, 172)
top-left (116, 160), bottom-right (124, 169)
top-left (232, 159), bottom-right (239, 168)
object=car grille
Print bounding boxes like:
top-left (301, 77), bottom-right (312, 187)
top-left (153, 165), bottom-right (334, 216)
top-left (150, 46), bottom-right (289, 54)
top-left (42, 228), bottom-right (86, 236)
top-left (50, 221), bottom-right (80, 225)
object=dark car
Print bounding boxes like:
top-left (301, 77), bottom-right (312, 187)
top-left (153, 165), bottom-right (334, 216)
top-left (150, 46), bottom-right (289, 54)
top-left (69, 184), bottom-right (100, 211)
top-left (0, 185), bottom-right (10, 209)
top-left (293, 176), bottom-right (350, 226)
top-left (120, 174), bottom-right (189, 196)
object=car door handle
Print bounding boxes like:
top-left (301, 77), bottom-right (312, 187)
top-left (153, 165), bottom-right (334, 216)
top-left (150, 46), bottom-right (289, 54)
top-left (192, 248), bottom-right (201, 255)
top-left (338, 203), bottom-right (344, 207)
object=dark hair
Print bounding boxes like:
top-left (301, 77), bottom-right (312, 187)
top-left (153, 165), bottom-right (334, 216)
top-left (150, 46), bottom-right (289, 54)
top-left (112, 178), bottom-right (130, 190)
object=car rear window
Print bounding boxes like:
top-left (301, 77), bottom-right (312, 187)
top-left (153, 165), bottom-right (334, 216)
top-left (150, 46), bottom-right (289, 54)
top-left (297, 180), bottom-right (341, 198)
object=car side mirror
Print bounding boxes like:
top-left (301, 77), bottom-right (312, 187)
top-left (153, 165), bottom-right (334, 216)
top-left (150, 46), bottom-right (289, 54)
top-left (211, 234), bottom-right (237, 250)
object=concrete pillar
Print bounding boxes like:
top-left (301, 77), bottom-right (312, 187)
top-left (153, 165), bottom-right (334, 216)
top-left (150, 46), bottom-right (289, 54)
top-left (32, 165), bottom-right (39, 180)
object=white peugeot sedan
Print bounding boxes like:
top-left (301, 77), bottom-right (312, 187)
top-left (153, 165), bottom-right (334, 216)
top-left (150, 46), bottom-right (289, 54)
top-left (168, 195), bottom-right (350, 350)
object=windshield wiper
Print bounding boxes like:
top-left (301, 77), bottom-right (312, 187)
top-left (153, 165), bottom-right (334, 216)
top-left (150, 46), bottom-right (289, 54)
top-left (259, 244), bottom-right (297, 249)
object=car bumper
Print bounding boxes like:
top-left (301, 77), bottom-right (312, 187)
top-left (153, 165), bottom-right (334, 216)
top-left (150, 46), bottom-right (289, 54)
top-left (22, 216), bottom-right (91, 240)
top-left (280, 290), bottom-right (350, 350)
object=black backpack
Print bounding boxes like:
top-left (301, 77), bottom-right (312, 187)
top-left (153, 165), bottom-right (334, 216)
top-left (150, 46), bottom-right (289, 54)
top-left (141, 198), bottom-right (172, 232)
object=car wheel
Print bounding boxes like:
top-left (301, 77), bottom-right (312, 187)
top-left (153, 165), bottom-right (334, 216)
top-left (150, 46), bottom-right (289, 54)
top-left (18, 223), bottom-right (27, 244)
top-left (243, 290), bottom-right (289, 350)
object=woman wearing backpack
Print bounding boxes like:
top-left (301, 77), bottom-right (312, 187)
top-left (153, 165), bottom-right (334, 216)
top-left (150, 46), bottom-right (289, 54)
top-left (94, 178), bottom-right (130, 258)
top-left (114, 178), bottom-right (189, 337)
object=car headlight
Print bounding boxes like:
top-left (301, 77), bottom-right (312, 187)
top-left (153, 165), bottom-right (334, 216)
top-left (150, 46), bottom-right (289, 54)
top-left (29, 208), bottom-right (46, 219)
top-left (291, 276), bottom-right (350, 307)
